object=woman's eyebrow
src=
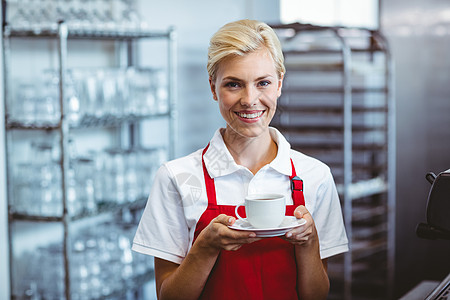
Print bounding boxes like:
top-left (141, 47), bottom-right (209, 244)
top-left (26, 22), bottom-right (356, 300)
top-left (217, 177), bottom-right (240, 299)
top-left (222, 74), bottom-right (274, 81)
top-left (222, 76), bottom-right (242, 81)
top-left (255, 74), bottom-right (274, 80)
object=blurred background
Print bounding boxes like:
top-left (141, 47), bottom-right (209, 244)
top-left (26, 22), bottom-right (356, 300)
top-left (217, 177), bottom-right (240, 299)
top-left (0, 0), bottom-right (449, 299)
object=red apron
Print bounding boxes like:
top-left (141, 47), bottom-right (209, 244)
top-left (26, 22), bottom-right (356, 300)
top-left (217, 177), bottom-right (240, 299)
top-left (193, 145), bottom-right (305, 300)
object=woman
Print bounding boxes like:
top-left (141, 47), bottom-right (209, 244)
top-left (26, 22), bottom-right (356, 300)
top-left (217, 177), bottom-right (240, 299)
top-left (132, 19), bottom-right (348, 300)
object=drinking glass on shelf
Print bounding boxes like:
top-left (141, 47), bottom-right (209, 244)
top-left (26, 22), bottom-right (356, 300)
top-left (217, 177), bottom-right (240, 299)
top-left (74, 156), bottom-right (97, 214)
top-left (12, 140), bottom-right (62, 216)
top-left (101, 69), bottom-right (121, 117)
top-left (124, 68), bottom-right (140, 115)
top-left (14, 244), bottom-right (65, 299)
top-left (99, 225), bottom-right (123, 294)
top-left (37, 75), bottom-right (60, 127)
top-left (119, 0), bottom-right (148, 33)
top-left (64, 0), bottom-right (90, 33)
top-left (113, 149), bottom-right (126, 204)
top-left (16, 83), bottom-right (36, 126)
top-left (118, 233), bottom-right (133, 281)
top-left (34, 142), bottom-right (62, 216)
top-left (153, 69), bottom-right (169, 113)
top-left (127, 68), bottom-right (156, 116)
top-left (39, 244), bottom-right (65, 299)
top-left (70, 69), bottom-right (85, 122)
top-left (103, 148), bottom-right (125, 204)
top-left (7, 0), bottom-right (33, 31)
top-left (13, 251), bottom-right (40, 299)
top-left (32, 0), bottom-right (59, 32)
top-left (124, 149), bottom-right (139, 202)
top-left (137, 147), bottom-right (167, 198)
top-left (89, 150), bottom-right (105, 205)
top-left (12, 162), bottom-right (36, 215)
top-left (67, 166), bottom-right (82, 216)
top-left (65, 73), bottom-right (81, 126)
top-left (80, 69), bottom-right (101, 119)
top-left (115, 69), bottom-right (128, 117)
top-left (94, 70), bottom-right (108, 118)
top-left (11, 74), bottom-right (60, 127)
top-left (71, 236), bottom-right (90, 300)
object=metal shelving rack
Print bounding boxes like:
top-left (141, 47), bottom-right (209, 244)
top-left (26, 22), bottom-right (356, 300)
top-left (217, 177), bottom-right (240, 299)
top-left (3, 20), bottom-right (177, 299)
top-left (271, 23), bottom-right (395, 300)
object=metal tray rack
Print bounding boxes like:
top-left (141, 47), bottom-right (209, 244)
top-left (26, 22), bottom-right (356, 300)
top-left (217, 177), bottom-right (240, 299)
top-left (270, 23), bottom-right (396, 300)
top-left (3, 22), bottom-right (177, 299)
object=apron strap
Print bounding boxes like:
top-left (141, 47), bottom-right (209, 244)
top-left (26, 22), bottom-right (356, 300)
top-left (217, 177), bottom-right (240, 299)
top-left (202, 144), bottom-right (217, 206)
top-left (202, 144), bottom-right (305, 206)
top-left (289, 159), bottom-right (305, 206)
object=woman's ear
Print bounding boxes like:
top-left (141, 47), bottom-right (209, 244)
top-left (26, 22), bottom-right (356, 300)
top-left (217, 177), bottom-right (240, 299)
top-left (209, 77), bottom-right (218, 101)
top-left (277, 73), bottom-right (284, 98)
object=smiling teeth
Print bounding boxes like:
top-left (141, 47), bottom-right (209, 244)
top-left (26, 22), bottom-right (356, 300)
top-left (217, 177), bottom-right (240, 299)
top-left (237, 111), bottom-right (263, 119)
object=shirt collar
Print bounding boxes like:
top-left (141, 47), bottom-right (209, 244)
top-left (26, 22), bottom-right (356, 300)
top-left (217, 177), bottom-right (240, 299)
top-left (203, 129), bottom-right (240, 178)
top-left (268, 127), bottom-right (292, 176)
top-left (203, 127), bottom-right (292, 178)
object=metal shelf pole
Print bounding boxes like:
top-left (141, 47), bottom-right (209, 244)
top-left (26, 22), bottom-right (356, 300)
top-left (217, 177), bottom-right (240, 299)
top-left (2, 22), bottom-right (13, 300)
top-left (57, 21), bottom-right (72, 300)
top-left (168, 27), bottom-right (177, 160)
top-left (332, 28), bottom-right (353, 300)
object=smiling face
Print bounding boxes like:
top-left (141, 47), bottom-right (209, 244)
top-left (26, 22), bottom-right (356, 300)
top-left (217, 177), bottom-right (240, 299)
top-left (210, 48), bottom-right (284, 141)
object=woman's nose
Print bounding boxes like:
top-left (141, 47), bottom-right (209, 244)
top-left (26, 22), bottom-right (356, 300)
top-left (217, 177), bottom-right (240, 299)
top-left (240, 86), bottom-right (259, 107)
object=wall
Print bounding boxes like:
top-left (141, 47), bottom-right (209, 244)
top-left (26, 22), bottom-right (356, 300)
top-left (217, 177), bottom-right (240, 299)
top-left (380, 0), bottom-right (450, 297)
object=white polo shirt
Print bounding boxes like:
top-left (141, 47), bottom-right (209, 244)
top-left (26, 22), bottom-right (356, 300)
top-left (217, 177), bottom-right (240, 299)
top-left (132, 127), bottom-right (348, 264)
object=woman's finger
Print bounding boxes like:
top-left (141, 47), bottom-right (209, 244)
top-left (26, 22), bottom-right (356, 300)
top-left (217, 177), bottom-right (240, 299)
top-left (294, 205), bottom-right (310, 219)
top-left (212, 214), bottom-right (258, 240)
top-left (214, 214), bottom-right (236, 226)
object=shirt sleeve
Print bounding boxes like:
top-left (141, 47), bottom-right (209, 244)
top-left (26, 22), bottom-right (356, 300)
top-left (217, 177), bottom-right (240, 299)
top-left (132, 164), bottom-right (190, 264)
top-left (313, 170), bottom-right (349, 259)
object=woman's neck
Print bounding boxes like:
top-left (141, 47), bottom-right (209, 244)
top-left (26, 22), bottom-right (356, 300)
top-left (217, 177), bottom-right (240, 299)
top-left (221, 128), bottom-right (278, 175)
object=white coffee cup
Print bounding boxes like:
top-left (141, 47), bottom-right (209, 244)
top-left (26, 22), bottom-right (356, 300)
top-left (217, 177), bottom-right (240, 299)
top-left (235, 194), bottom-right (286, 229)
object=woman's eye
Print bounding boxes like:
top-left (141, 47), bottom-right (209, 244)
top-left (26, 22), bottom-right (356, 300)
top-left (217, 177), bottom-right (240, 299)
top-left (258, 80), bottom-right (270, 87)
top-left (225, 82), bottom-right (240, 88)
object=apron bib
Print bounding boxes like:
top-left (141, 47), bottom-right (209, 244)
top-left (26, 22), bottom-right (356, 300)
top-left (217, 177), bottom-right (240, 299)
top-left (193, 145), bottom-right (305, 300)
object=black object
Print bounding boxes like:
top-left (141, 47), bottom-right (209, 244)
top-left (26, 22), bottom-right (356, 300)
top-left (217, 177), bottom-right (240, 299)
top-left (416, 169), bottom-right (450, 240)
top-left (2, 0), bottom-right (6, 29)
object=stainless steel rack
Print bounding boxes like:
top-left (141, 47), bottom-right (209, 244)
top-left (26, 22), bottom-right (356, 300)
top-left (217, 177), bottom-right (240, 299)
top-left (270, 23), bottom-right (395, 300)
top-left (4, 27), bottom-right (171, 40)
top-left (6, 111), bottom-right (171, 130)
top-left (3, 21), bottom-right (177, 299)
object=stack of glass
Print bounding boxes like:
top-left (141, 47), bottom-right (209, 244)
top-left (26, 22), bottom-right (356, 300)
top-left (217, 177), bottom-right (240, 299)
top-left (71, 68), bottom-right (169, 125)
top-left (10, 137), bottom-right (166, 217)
top-left (5, 0), bottom-right (149, 34)
top-left (12, 140), bottom-right (63, 216)
top-left (7, 67), bottom-right (169, 128)
top-left (12, 220), bottom-right (153, 299)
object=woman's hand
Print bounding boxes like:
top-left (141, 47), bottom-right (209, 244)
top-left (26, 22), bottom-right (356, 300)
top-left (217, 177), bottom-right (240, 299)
top-left (197, 214), bottom-right (262, 253)
top-left (281, 205), bottom-right (318, 247)
top-left (155, 214), bottom-right (261, 300)
top-left (281, 206), bottom-right (329, 299)
top-left (175, 213), bottom-right (261, 287)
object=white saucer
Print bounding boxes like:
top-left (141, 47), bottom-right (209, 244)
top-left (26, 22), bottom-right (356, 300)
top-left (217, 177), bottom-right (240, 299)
top-left (228, 216), bottom-right (307, 237)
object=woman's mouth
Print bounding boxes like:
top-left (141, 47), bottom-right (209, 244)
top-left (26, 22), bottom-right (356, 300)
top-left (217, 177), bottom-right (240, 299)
top-left (235, 111), bottom-right (264, 122)
top-left (235, 111), bottom-right (264, 119)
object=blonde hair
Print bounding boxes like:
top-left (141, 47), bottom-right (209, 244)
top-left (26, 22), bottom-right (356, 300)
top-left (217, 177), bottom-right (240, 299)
top-left (207, 19), bottom-right (285, 81)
